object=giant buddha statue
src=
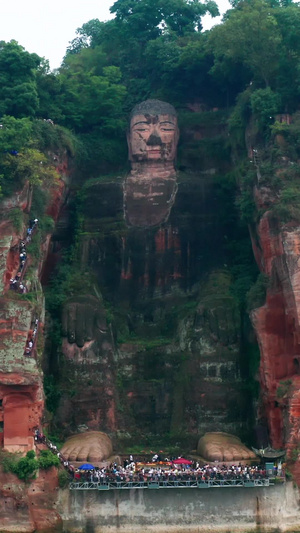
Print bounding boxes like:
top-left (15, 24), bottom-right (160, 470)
top-left (124, 99), bottom-right (179, 227)
top-left (55, 97), bottom-right (249, 448)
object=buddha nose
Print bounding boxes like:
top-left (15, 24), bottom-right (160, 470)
top-left (147, 133), bottom-right (162, 146)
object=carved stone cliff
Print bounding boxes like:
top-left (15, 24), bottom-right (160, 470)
top-left (51, 105), bottom-right (255, 443)
top-left (251, 202), bottom-right (300, 456)
top-left (0, 151), bottom-right (69, 531)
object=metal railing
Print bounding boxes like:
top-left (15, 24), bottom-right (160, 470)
top-left (69, 478), bottom-right (272, 491)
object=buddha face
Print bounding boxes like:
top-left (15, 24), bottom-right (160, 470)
top-left (128, 112), bottom-right (179, 163)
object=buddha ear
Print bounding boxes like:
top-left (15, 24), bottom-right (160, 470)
top-left (126, 130), bottom-right (132, 160)
top-left (175, 126), bottom-right (180, 146)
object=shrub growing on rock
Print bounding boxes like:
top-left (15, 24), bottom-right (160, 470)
top-left (38, 449), bottom-right (60, 469)
top-left (15, 452), bottom-right (38, 481)
top-left (58, 469), bottom-right (70, 488)
top-left (2, 450), bottom-right (38, 481)
top-left (1, 449), bottom-right (60, 481)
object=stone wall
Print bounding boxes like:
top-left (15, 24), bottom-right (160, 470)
top-left (57, 482), bottom-right (300, 533)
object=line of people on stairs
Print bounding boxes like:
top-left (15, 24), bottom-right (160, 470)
top-left (9, 218), bottom-right (38, 293)
top-left (24, 318), bottom-right (39, 357)
top-left (34, 429), bottom-right (74, 476)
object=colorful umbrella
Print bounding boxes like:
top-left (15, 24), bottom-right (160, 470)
top-left (78, 463), bottom-right (95, 470)
top-left (172, 458), bottom-right (193, 465)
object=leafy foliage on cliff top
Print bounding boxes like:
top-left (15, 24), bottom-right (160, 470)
top-left (31, 119), bottom-right (78, 156)
top-left (2, 450), bottom-right (38, 481)
top-left (235, 110), bottom-right (300, 226)
top-left (2, 1), bottom-right (300, 179)
top-left (1, 449), bottom-right (60, 481)
top-left (0, 40), bottom-right (40, 118)
top-left (0, 115), bottom-right (77, 198)
top-left (38, 449), bottom-right (60, 469)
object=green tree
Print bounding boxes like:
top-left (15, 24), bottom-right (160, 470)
top-left (11, 451), bottom-right (38, 481)
top-left (209, 0), bottom-right (282, 87)
top-left (62, 45), bottom-right (107, 76)
top-left (0, 115), bottom-right (32, 152)
top-left (0, 115), bottom-right (59, 196)
top-left (160, 0), bottom-right (219, 34)
top-left (0, 115), bottom-right (32, 196)
top-left (13, 148), bottom-right (59, 186)
top-left (110, 0), bottom-right (219, 37)
top-left (0, 147), bottom-right (58, 196)
top-left (58, 52), bottom-right (127, 134)
top-left (38, 449), bottom-right (60, 469)
top-left (250, 87), bottom-right (281, 128)
top-left (65, 19), bottom-right (122, 65)
top-left (0, 41), bottom-right (40, 117)
top-left (272, 5), bottom-right (300, 110)
top-left (36, 59), bottom-right (65, 122)
top-left (65, 19), bottom-right (105, 56)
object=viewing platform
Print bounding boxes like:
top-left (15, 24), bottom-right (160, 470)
top-left (69, 478), bottom-right (274, 491)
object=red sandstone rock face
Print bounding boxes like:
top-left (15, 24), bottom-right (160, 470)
top-left (0, 184), bottom-right (32, 294)
top-left (120, 228), bottom-right (182, 289)
top-left (0, 467), bottom-right (62, 533)
top-left (60, 173), bottom-right (247, 438)
top-left (124, 174), bottom-right (177, 227)
top-left (250, 198), bottom-right (300, 464)
top-left (57, 294), bottom-right (118, 433)
top-left (0, 291), bottom-right (44, 453)
top-left (0, 158), bottom-right (68, 529)
top-left (28, 467), bottom-right (62, 533)
top-left (46, 175), bottom-right (67, 221)
top-left (0, 160), bottom-right (69, 457)
top-left (1, 181), bottom-right (32, 213)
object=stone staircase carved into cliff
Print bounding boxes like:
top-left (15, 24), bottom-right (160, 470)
top-left (252, 148), bottom-right (262, 183)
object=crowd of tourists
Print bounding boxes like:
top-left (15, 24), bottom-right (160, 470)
top-left (24, 318), bottom-right (39, 357)
top-left (9, 218), bottom-right (38, 293)
top-left (73, 460), bottom-right (274, 484)
top-left (32, 429), bottom-right (284, 486)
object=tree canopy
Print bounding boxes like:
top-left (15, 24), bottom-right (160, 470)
top-left (0, 0), bottom-right (300, 179)
top-left (0, 41), bottom-right (41, 117)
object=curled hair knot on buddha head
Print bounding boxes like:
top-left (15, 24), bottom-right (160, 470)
top-left (130, 99), bottom-right (177, 120)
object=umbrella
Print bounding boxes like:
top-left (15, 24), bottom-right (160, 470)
top-left (172, 458), bottom-right (193, 465)
top-left (78, 463), bottom-right (95, 470)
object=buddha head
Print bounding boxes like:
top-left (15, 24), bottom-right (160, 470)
top-left (128, 99), bottom-right (179, 164)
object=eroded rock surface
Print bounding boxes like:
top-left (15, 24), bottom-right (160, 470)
top-left (57, 294), bottom-right (117, 433)
top-left (57, 174), bottom-right (251, 438)
top-left (0, 467), bottom-right (62, 533)
top-left (0, 157), bottom-right (68, 529)
top-left (0, 169), bottom-right (68, 452)
top-left (250, 206), bottom-right (300, 456)
top-left (54, 104), bottom-right (254, 440)
top-left (0, 192), bottom-right (44, 452)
